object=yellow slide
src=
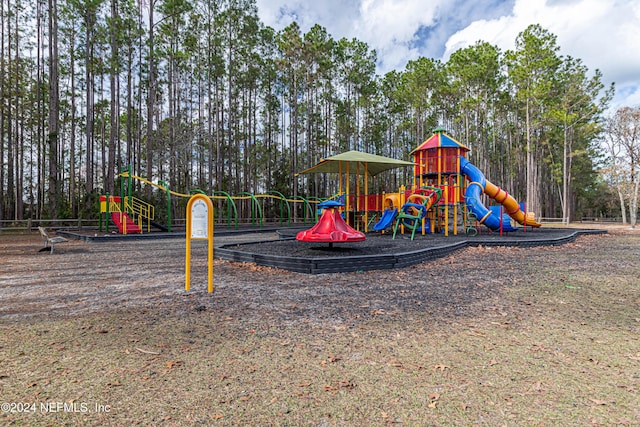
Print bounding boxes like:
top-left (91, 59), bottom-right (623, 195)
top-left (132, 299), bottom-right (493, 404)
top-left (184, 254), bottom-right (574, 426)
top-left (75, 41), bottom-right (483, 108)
top-left (484, 181), bottom-right (541, 227)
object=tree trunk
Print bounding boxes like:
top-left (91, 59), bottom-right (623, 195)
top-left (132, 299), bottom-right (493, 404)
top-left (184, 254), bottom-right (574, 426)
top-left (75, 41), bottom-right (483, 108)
top-left (562, 122), bottom-right (569, 224)
top-left (48, 0), bottom-right (59, 220)
top-left (85, 9), bottom-right (94, 210)
top-left (0, 0), bottom-right (4, 221)
top-left (525, 97), bottom-right (534, 213)
top-left (69, 29), bottom-right (77, 217)
top-left (631, 170), bottom-right (639, 228)
top-left (107, 0), bottom-right (119, 194)
top-left (146, 2), bottom-right (155, 195)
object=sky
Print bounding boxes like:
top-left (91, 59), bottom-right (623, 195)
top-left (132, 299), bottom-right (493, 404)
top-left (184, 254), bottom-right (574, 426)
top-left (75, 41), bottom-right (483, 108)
top-left (255, 0), bottom-right (640, 110)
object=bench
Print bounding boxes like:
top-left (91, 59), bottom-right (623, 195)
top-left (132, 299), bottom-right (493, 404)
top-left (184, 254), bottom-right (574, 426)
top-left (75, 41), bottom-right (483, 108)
top-left (38, 227), bottom-right (68, 254)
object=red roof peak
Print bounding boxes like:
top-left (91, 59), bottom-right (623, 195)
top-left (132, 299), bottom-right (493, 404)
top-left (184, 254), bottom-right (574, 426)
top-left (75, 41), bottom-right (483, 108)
top-left (411, 129), bottom-right (470, 153)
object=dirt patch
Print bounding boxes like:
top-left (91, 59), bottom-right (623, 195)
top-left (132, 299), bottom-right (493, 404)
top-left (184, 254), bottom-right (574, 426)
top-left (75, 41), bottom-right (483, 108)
top-left (0, 226), bottom-right (639, 425)
top-left (0, 228), bottom-right (589, 321)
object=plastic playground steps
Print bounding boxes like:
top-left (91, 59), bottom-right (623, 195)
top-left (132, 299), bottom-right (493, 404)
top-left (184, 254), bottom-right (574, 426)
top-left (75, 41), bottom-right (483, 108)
top-left (296, 203), bottom-right (365, 243)
top-left (390, 189), bottom-right (441, 240)
top-left (372, 208), bottom-right (398, 231)
top-left (110, 212), bottom-right (142, 234)
top-left (460, 157), bottom-right (541, 231)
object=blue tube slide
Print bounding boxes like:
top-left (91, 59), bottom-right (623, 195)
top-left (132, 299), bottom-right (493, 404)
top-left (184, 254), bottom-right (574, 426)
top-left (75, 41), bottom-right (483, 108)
top-left (460, 157), bottom-right (511, 232)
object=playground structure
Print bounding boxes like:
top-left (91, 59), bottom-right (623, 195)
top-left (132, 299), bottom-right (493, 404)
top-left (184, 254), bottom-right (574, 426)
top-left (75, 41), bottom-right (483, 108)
top-left (388, 127), bottom-right (539, 237)
top-left (99, 195), bottom-right (151, 234)
top-left (99, 128), bottom-right (540, 239)
top-left (99, 165), bottom-right (322, 234)
top-left (297, 128), bottom-right (540, 243)
top-left (378, 127), bottom-right (540, 238)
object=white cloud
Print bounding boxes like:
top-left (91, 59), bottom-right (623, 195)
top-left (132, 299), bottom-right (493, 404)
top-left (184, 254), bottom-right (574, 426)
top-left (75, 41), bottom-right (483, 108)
top-left (354, 0), bottom-right (443, 69)
top-left (357, 0), bottom-right (440, 43)
top-left (256, 0), bottom-right (445, 71)
top-left (255, 0), bottom-right (361, 39)
top-left (612, 84), bottom-right (640, 111)
top-left (444, 0), bottom-right (640, 106)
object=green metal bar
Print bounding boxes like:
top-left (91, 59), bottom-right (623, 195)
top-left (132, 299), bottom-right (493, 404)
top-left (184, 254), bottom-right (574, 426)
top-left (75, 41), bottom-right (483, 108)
top-left (239, 192), bottom-right (263, 228)
top-left (267, 190), bottom-right (291, 227)
top-left (307, 197), bottom-right (324, 222)
top-left (421, 185), bottom-right (443, 203)
top-left (368, 212), bottom-right (378, 228)
top-left (213, 191), bottom-right (238, 229)
top-left (159, 180), bottom-right (171, 232)
top-left (294, 195), bottom-right (313, 225)
top-left (105, 192), bottom-right (110, 233)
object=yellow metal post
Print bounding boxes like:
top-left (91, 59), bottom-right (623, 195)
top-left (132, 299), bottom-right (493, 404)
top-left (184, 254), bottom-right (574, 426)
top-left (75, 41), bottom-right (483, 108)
top-left (339, 161), bottom-right (343, 197)
top-left (444, 185), bottom-right (449, 237)
top-left (453, 193), bottom-right (457, 235)
top-left (345, 162), bottom-right (350, 225)
top-left (364, 163), bottom-right (369, 233)
top-left (399, 185), bottom-right (406, 235)
top-left (356, 163), bottom-right (361, 230)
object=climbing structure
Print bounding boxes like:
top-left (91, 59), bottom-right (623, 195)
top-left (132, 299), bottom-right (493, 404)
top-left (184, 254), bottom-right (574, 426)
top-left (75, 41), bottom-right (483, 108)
top-left (392, 187), bottom-right (442, 240)
top-left (410, 127), bottom-right (469, 235)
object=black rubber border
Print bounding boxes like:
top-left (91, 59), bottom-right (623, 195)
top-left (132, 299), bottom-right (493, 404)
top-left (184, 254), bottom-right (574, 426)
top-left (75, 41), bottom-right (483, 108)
top-left (215, 229), bottom-right (607, 274)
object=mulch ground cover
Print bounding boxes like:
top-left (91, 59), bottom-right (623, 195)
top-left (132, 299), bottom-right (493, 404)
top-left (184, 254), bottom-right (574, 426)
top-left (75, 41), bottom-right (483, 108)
top-left (228, 227), bottom-right (586, 257)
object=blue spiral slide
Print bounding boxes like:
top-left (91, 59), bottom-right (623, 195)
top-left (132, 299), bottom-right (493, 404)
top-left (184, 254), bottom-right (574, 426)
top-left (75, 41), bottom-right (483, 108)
top-left (460, 157), bottom-right (519, 232)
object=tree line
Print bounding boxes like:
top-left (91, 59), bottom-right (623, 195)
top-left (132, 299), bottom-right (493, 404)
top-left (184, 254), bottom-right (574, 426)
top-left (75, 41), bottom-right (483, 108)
top-left (1, 0), bottom-right (627, 225)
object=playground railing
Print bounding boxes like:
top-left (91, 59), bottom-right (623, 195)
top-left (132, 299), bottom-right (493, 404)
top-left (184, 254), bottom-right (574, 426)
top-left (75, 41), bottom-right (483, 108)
top-left (579, 217), bottom-right (621, 223)
top-left (540, 217), bottom-right (566, 225)
top-left (124, 197), bottom-right (155, 232)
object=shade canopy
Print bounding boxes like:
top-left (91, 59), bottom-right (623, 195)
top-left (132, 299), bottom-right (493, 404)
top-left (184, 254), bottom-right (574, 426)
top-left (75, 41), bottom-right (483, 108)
top-left (296, 150), bottom-right (415, 177)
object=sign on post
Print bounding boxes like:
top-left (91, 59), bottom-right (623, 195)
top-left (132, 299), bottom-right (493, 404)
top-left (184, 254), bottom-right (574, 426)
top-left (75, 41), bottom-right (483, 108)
top-left (185, 194), bottom-right (214, 293)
